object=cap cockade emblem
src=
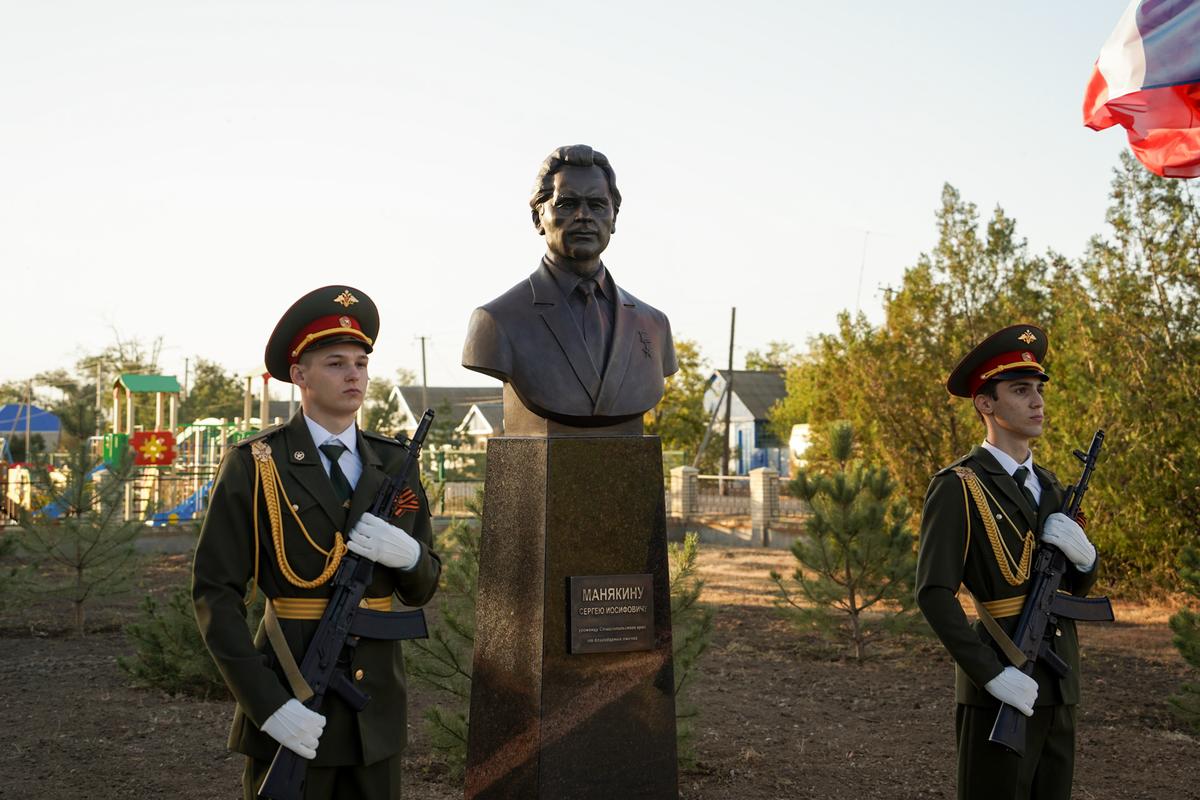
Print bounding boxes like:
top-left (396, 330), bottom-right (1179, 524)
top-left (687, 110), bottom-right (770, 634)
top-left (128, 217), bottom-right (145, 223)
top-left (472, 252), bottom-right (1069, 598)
top-left (338, 315), bottom-right (352, 328)
top-left (1021, 351), bottom-right (1033, 362)
top-left (334, 290), bottom-right (359, 308)
top-left (1018, 330), bottom-right (1037, 345)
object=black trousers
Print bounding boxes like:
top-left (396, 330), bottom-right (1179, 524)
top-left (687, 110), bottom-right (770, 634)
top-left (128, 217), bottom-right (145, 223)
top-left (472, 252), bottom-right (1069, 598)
top-left (243, 753), bottom-right (402, 800)
top-left (956, 703), bottom-right (1076, 800)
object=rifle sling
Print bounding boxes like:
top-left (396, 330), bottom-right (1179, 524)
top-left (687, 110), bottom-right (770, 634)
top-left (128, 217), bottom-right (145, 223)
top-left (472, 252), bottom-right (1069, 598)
top-left (967, 591), bottom-right (1028, 668)
top-left (263, 599), bottom-right (315, 703)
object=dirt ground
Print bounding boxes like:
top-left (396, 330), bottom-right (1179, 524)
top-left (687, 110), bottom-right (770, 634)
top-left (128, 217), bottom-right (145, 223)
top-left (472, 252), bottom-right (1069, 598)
top-left (0, 547), bottom-right (1194, 800)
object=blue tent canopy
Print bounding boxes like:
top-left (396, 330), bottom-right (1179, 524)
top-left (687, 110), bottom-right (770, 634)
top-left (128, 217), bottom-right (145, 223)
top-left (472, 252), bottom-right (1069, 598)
top-left (0, 403), bottom-right (61, 434)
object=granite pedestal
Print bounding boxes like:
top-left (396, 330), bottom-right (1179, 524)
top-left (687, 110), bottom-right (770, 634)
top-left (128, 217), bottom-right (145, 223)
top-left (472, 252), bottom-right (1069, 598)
top-left (464, 434), bottom-right (678, 800)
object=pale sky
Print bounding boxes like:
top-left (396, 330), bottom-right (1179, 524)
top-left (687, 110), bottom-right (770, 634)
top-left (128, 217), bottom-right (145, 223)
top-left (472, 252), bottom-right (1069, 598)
top-left (1, 1), bottom-right (1132, 396)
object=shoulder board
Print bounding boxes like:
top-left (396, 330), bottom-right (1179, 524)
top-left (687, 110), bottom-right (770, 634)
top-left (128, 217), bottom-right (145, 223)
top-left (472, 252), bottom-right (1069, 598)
top-left (934, 452), bottom-right (975, 477)
top-left (361, 429), bottom-right (408, 448)
top-left (231, 423), bottom-right (286, 448)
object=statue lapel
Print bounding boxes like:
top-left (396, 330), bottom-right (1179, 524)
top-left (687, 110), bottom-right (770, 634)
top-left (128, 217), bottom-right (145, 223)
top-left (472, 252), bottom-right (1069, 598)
top-left (529, 262), bottom-right (602, 405)
top-left (593, 284), bottom-right (637, 416)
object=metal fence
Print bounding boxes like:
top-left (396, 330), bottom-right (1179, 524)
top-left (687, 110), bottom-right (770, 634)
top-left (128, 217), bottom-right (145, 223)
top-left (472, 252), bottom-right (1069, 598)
top-left (431, 480), bottom-right (485, 517)
top-left (693, 475), bottom-right (751, 514)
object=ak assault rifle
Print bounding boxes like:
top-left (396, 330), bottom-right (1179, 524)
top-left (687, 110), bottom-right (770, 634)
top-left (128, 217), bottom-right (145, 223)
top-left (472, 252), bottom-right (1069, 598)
top-left (258, 409), bottom-right (436, 800)
top-left (989, 429), bottom-right (1115, 755)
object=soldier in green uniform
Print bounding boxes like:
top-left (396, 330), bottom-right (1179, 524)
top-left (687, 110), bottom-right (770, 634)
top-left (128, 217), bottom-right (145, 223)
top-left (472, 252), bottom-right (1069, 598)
top-left (192, 285), bottom-right (441, 800)
top-left (916, 324), bottom-right (1101, 800)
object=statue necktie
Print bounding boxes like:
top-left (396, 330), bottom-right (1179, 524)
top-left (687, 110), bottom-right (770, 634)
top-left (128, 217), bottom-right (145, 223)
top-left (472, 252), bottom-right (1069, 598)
top-left (577, 278), bottom-right (607, 373)
top-left (318, 442), bottom-right (353, 506)
top-left (1012, 466), bottom-right (1038, 512)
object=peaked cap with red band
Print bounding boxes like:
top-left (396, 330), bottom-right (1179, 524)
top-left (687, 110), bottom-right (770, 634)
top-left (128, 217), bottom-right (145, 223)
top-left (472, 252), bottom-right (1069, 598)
top-left (946, 324), bottom-right (1049, 398)
top-left (265, 286), bottom-right (379, 382)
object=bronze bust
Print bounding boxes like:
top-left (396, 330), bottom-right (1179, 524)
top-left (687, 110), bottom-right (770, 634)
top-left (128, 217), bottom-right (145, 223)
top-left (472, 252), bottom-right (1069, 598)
top-left (462, 145), bottom-right (677, 429)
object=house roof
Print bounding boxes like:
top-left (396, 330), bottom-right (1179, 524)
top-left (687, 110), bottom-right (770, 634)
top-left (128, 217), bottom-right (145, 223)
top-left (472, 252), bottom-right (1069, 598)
top-left (393, 386), bottom-right (503, 421)
top-left (475, 401), bottom-right (503, 430)
top-left (713, 370), bottom-right (787, 420)
top-left (458, 401), bottom-right (504, 435)
top-left (0, 403), bottom-right (61, 433)
top-left (116, 374), bottom-right (182, 394)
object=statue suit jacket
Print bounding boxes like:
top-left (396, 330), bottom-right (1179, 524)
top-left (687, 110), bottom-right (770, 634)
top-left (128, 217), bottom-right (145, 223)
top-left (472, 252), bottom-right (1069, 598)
top-left (916, 446), bottom-right (1100, 707)
top-left (462, 260), bottom-right (678, 424)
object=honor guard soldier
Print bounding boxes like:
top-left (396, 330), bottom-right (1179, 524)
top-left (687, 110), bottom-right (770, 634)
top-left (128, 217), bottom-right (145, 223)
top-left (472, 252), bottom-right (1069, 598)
top-left (916, 325), bottom-right (1101, 800)
top-left (193, 286), bottom-right (441, 800)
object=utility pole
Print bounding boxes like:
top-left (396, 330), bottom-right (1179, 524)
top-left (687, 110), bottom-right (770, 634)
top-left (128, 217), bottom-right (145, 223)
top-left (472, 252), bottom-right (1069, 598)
top-left (855, 230), bottom-right (871, 314)
top-left (95, 362), bottom-right (104, 439)
top-left (416, 335), bottom-right (430, 414)
top-left (24, 380), bottom-right (32, 463)
top-left (720, 308), bottom-right (736, 496)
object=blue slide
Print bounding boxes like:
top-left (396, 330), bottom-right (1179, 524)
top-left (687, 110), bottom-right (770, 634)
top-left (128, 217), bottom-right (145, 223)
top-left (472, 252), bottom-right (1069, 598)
top-left (150, 479), bottom-right (214, 526)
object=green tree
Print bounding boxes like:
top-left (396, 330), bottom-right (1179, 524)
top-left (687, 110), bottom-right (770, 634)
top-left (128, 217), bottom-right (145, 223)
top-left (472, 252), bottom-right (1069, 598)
top-left (771, 422), bottom-right (918, 661)
top-left (744, 340), bottom-right (799, 372)
top-left (74, 332), bottom-right (167, 433)
top-left (1047, 152), bottom-right (1200, 587)
top-left (178, 358), bottom-right (245, 423)
top-left (771, 186), bottom-right (1057, 518)
top-left (1168, 544), bottom-right (1200, 732)
top-left (0, 533), bottom-right (21, 613)
top-left (424, 399), bottom-right (467, 450)
top-left (771, 165), bottom-right (1200, 589)
top-left (645, 338), bottom-right (714, 467)
top-left (364, 368), bottom-right (417, 434)
top-left (31, 370), bottom-right (100, 446)
top-left (7, 434), bottom-right (47, 463)
top-left (120, 587), bottom-right (263, 699)
top-left (668, 532), bottom-right (714, 765)
top-left (17, 441), bottom-right (142, 635)
top-left (404, 496), bottom-right (482, 777)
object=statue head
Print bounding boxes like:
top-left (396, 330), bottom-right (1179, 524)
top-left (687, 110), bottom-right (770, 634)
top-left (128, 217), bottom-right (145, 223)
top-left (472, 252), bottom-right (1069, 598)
top-left (530, 145), bottom-right (622, 266)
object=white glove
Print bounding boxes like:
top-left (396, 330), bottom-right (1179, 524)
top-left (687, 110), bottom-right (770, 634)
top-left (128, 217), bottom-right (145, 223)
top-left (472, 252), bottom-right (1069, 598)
top-left (346, 511), bottom-right (421, 570)
top-left (984, 666), bottom-right (1039, 717)
top-left (261, 698), bottom-right (326, 760)
top-left (1041, 512), bottom-right (1096, 572)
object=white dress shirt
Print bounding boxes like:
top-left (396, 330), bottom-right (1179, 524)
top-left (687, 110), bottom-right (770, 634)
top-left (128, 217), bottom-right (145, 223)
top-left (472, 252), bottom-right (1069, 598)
top-left (981, 440), bottom-right (1042, 506)
top-left (303, 413), bottom-right (363, 490)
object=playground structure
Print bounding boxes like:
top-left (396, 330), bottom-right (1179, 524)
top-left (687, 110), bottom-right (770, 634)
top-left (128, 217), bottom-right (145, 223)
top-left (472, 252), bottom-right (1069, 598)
top-left (1, 372), bottom-right (285, 527)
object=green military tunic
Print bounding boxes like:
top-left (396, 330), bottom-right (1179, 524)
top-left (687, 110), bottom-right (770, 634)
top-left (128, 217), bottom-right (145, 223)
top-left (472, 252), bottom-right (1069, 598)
top-left (192, 412), bottom-right (441, 773)
top-left (916, 446), bottom-right (1100, 800)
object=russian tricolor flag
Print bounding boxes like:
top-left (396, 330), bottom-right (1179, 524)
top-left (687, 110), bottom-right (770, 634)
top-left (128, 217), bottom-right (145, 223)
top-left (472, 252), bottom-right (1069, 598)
top-left (1084, 0), bottom-right (1200, 178)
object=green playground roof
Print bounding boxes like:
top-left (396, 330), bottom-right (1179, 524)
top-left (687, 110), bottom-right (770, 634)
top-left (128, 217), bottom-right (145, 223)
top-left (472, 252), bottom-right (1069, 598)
top-left (116, 374), bottom-right (182, 394)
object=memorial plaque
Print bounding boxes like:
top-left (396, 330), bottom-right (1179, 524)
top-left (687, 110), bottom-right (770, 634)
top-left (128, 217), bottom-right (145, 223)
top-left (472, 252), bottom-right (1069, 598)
top-left (568, 573), bottom-right (655, 654)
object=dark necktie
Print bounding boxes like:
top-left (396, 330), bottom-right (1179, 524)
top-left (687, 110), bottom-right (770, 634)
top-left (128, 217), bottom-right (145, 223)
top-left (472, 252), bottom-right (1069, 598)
top-left (576, 278), bottom-right (608, 373)
top-left (318, 442), bottom-right (353, 505)
top-left (1012, 466), bottom-right (1038, 511)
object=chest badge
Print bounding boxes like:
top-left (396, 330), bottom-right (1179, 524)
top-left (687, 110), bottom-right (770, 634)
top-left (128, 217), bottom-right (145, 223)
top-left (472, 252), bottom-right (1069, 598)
top-left (637, 330), bottom-right (652, 359)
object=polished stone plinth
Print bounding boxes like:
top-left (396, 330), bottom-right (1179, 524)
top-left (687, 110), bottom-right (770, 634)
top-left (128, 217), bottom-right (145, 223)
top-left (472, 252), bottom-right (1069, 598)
top-left (464, 435), bottom-right (678, 800)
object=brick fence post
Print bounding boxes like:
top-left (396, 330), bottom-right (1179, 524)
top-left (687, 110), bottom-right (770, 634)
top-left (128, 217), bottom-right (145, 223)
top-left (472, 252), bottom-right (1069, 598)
top-left (750, 467), bottom-right (779, 547)
top-left (670, 465), bottom-right (699, 519)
